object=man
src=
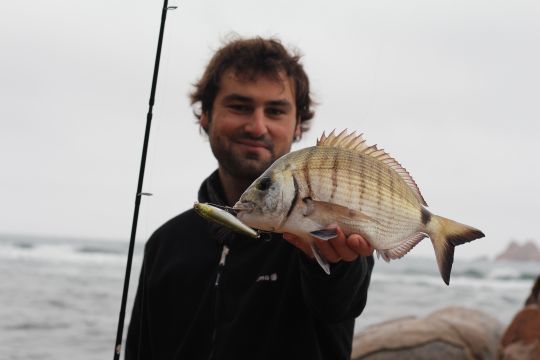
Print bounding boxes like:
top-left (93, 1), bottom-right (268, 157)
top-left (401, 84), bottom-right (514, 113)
top-left (126, 37), bottom-right (374, 360)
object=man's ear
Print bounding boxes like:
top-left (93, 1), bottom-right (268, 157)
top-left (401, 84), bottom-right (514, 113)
top-left (294, 120), bottom-right (302, 140)
top-left (200, 112), bottom-right (209, 131)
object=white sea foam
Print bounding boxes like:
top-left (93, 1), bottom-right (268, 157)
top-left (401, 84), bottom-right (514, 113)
top-left (0, 237), bottom-right (141, 266)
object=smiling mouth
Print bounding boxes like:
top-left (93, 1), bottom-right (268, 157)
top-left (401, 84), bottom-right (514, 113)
top-left (235, 134), bottom-right (273, 148)
top-left (236, 140), bottom-right (270, 150)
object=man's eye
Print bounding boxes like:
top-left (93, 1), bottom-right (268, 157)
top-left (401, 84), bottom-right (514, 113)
top-left (267, 108), bottom-right (285, 117)
top-left (228, 104), bottom-right (251, 113)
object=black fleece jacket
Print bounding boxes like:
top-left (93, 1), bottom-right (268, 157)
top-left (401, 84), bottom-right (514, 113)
top-left (126, 171), bottom-right (374, 360)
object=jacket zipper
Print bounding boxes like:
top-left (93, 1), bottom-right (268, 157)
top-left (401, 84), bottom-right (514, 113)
top-left (208, 244), bottom-right (229, 360)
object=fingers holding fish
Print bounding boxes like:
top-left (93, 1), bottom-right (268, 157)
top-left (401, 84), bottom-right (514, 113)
top-left (317, 227), bottom-right (372, 262)
top-left (320, 226), bottom-right (358, 262)
top-left (315, 237), bottom-right (343, 263)
top-left (345, 234), bottom-right (374, 257)
top-left (284, 226), bottom-right (372, 266)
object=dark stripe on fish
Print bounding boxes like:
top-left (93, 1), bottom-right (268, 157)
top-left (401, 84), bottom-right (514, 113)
top-left (360, 155), bottom-right (366, 200)
top-left (285, 175), bottom-right (300, 219)
top-left (376, 166), bottom-right (383, 207)
top-left (421, 207), bottom-right (431, 225)
top-left (389, 167), bottom-right (396, 213)
top-left (303, 150), bottom-right (314, 197)
top-left (330, 153), bottom-right (338, 200)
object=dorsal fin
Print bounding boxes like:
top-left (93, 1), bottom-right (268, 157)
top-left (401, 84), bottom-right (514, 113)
top-left (318, 129), bottom-right (371, 152)
top-left (317, 129), bottom-right (427, 206)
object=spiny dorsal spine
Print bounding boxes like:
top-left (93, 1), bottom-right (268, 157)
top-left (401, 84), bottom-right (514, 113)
top-left (316, 129), bottom-right (427, 206)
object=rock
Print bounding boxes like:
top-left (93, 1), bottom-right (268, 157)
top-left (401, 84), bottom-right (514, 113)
top-left (525, 276), bottom-right (540, 306)
top-left (499, 305), bottom-right (540, 359)
top-left (495, 240), bottom-right (540, 262)
top-left (351, 307), bottom-right (503, 360)
top-left (499, 276), bottom-right (540, 359)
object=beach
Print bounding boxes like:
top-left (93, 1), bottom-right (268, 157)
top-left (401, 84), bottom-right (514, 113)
top-left (0, 234), bottom-right (537, 360)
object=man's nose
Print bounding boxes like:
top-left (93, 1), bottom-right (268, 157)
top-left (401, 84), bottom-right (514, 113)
top-left (244, 108), bottom-right (268, 137)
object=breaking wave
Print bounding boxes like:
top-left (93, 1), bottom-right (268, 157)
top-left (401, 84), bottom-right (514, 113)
top-left (0, 235), bottom-right (143, 265)
top-left (372, 256), bottom-right (539, 289)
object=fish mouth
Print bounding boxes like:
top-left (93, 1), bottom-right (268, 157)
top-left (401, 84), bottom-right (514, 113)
top-left (233, 200), bottom-right (255, 213)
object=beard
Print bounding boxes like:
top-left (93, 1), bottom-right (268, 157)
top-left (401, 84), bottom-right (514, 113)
top-left (209, 131), bottom-right (283, 183)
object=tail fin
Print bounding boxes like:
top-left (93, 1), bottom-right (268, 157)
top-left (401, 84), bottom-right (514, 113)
top-left (426, 213), bottom-right (485, 285)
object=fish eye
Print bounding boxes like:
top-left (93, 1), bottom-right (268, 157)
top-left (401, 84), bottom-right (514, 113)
top-left (257, 177), bottom-right (272, 191)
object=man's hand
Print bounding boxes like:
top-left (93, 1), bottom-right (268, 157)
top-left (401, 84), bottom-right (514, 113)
top-left (282, 226), bottom-right (374, 263)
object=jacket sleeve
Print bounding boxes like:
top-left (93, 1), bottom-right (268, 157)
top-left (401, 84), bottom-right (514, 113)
top-left (299, 254), bottom-right (374, 323)
top-left (125, 247), bottom-right (153, 360)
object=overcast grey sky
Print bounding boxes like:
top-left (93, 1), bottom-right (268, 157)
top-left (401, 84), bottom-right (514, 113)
top-left (1, 0), bottom-right (539, 259)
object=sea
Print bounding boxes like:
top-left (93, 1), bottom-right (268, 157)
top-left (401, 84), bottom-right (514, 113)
top-left (1, 234), bottom-right (538, 360)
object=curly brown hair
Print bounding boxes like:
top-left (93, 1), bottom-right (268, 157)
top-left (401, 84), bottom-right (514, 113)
top-left (190, 36), bottom-right (314, 134)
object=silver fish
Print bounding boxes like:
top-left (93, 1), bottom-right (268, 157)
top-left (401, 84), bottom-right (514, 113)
top-left (193, 202), bottom-right (259, 239)
top-left (233, 130), bottom-right (484, 284)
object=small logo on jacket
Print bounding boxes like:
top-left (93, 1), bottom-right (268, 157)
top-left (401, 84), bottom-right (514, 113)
top-left (256, 273), bottom-right (278, 282)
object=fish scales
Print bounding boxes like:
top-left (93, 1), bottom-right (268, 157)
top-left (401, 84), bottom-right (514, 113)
top-left (295, 149), bottom-right (419, 214)
top-left (234, 130), bottom-right (485, 285)
top-left (285, 148), bottom-right (423, 248)
top-left (302, 157), bottom-right (415, 234)
top-left (300, 148), bottom-right (418, 207)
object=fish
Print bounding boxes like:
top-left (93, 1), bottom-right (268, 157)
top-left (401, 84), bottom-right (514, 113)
top-left (233, 130), bottom-right (485, 284)
top-left (193, 202), bottom-right (259, 239)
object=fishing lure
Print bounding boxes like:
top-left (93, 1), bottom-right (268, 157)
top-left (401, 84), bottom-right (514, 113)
top-left (194, 202), bottom-right (259, 239)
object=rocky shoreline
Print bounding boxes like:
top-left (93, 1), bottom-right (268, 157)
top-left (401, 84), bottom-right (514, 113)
top-left (351, 275), bottom-right (540, 360)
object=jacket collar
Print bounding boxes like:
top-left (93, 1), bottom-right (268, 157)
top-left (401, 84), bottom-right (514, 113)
top-left (198, 169), bottom-right (228, 206)
top-left (197, 170), bottom-right (235, 246)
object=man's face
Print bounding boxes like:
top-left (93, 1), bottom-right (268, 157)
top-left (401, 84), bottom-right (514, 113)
top-left (201, 70), bottom-right (301, 182)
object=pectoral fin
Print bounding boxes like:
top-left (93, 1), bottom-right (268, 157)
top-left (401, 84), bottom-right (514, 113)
top-left (310, 242), bottom-right (331, 275)
top-left (310, 228), bottom-right (338, 241)
top-left (303, 197), bottom-right (379, 225)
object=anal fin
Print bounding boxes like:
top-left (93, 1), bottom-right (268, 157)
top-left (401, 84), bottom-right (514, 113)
top-left (377, 233), bottom-right (427, 262)
top-left (310, 242), bottom-right (331, 275)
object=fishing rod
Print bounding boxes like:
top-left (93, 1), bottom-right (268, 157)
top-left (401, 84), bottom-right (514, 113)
top-left (113, 1), bottom-right (176, 359)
